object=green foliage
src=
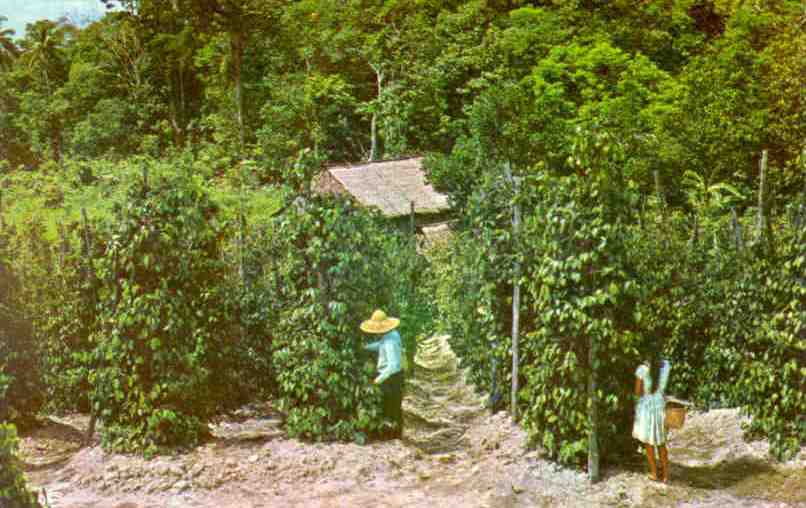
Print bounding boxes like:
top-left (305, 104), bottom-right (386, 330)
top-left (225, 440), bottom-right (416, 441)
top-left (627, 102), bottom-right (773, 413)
top-left (0, 0), bottom-right (803, 463)
top-left (736, 228), bottom-right (805, 460)
top-left (0, 156), bottom-right (283, 241)
top-left (518, 174), bottom-right (641, 465)
top-left (260, 193), bottom-right (400, 440)
top-left (38, 224), bottom-right (101, 413)
top-left (626, 195), bottom-right (805, 461)
top-left (88, 172), bottom-right (237, 453)
top-left (0, 246), bottom-right (43, 425)
top-left (258, 72), bottom-right (359, 166)
top-left (433, 83), bottom-right (804, 466)
top-left (0, 423), bottom-right (42, 508)
top-left (430, 180), bottom-right (511, 402)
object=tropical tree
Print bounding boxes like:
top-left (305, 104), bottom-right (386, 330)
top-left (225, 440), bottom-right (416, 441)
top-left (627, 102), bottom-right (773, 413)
top-left (19, 20), bottom-right (74, 90)
top-left (0, 16), bottom-right (19, 71)
top-left (16, 20), bottom-right (76, 162)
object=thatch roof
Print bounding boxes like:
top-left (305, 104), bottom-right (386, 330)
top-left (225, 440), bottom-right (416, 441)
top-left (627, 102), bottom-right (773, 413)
top-left (326, 157), bottom-right (450, 218)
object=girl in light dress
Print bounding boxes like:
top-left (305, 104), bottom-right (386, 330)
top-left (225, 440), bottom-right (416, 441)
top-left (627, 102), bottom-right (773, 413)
top-left (633, 358), bottom-right (672, 483)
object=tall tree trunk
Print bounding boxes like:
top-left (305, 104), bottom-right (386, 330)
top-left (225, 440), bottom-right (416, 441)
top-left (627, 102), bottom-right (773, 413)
top-left (369, 64), bottom-right (384, 162)
top-left (231, 27), bottom-right (245, 156)
top-left (166, 58), bottom-right (183, 147)
top-left (178, 63), bottom-right (185, 146)
top-left (50, 121), bottom-right (61, 163)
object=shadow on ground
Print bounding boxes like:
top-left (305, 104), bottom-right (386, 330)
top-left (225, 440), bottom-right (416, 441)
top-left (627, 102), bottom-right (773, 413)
top-left (675, 457), bottom-right (806, 503)
top-left (20, 417), bottom-right (86, 472)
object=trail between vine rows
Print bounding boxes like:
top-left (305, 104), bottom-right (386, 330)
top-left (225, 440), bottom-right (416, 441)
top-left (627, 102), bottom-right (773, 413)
top-left (20, 335), bottom-right (806, 507)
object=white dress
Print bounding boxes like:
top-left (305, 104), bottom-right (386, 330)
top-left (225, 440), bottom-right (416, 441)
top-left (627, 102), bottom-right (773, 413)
top-left (632, 361), bottom-right (671, 446)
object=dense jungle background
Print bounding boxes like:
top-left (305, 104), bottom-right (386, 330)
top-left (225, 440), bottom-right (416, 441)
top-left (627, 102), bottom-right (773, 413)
top-left (0, 1), bottom-right (803, 506)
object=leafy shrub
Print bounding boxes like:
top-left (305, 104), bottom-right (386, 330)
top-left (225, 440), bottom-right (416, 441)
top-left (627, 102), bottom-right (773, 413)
top-left (434, 217), bottom-right (509, 405)
top-left (737, 229), bottom-right (805, 460)
top-left (518, 174), bottom-right (642, 465)
top-left (0, 423), bottom-right (41, 508)
top-left (383, 232), bottom-right (437, 370)
top-left (435, 147), bottom-right (804, 466)
top-left (0, 250), bottom-right (43, 425)
top-left (88, 172), bottom-right (238, 452)
top-left (38, 224), bottom-right (102, 413)
top-left (260, 193), bottom-right (399, 440)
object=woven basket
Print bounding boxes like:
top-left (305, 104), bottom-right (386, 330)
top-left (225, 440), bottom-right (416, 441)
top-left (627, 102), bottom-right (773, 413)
top-left (665, 402), bottom-right (687, 430)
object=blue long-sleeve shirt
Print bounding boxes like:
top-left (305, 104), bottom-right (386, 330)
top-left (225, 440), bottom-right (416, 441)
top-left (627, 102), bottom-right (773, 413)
top-left (364, 330), bottom-right (402, 384)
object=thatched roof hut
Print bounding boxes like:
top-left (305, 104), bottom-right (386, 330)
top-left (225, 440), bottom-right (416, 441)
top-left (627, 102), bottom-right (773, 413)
top-left (317, 157), bottom-right (451, 224)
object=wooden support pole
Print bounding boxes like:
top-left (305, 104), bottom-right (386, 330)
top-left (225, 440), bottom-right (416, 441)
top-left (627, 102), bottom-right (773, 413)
top-left (756, 150), bottom-right (768, 241)
top-left (588, 333), bottom-right (600, 483)
top-left (81, 208), bottom-right (97, 445)
top-left (80, 209), bottom-right (92, 272)
top-left (653, 170), bottom-right (664, 210)
top-left (505, 161), bottom-right (521, 422)
top-left (238, 204), bottom-right (245, 287)
top-left (731, 207), bottom-right (743, 251)
top-left (142, 164), bottom-right (149, 197)
top-left (58, 223), bottom-right (67, 272)
top-left (410, 201), bottom-right (416, 238)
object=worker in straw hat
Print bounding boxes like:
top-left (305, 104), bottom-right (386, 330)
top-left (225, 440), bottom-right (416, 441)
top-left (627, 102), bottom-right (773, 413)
top-left (362, 309), bottom-right (404, 439)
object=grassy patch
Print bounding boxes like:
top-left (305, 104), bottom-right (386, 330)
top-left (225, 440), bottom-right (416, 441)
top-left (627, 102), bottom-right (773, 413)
top-left (1, 158), bottom-right (284, 241)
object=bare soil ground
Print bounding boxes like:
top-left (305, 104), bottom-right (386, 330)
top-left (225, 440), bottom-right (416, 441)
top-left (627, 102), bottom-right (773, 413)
top-left (19, 335), bottom-right (806, 508)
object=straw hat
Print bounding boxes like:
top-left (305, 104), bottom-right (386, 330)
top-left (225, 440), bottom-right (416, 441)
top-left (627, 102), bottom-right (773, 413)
top-left (361, 309), bottom-right (400, 334)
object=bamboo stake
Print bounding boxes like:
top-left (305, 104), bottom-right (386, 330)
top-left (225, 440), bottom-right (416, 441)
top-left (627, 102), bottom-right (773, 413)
top-left (410, 201), bottom-right (416, 238)
top-left (505, 161), bottom-right (521, 422)
top-left (653, 170), bottom-right (664, 211)
top-left (756, 150), bottom-right (768, 241)
top-left (81, 208), bottom-right (97, 445)
top-left (731, 207), bottom-right (743, 251)
top-left (239, 168), bottom-right (249, 344)
top-left (142, 164), bottom-right (149, 197)
top-left (238, 182), bottom-right (246, 288)
top-left (588, 333), bottom-right (600, 483)
top-left (58, 223), bottom-right (67, 273)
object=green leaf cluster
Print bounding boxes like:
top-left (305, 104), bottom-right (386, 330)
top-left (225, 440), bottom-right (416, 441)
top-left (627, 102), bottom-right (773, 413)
top-left (0, 423), bottom-right (42, 508)
top-left (0, 236), bottom-right (44, 425)
top-left (86, 173), bottom-right (237, 452)
top-left (257, 192), bottom-right (413, 440)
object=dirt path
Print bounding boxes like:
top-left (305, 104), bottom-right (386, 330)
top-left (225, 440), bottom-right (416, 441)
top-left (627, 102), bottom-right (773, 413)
top-left (20, 335), bottom-right (806, 507)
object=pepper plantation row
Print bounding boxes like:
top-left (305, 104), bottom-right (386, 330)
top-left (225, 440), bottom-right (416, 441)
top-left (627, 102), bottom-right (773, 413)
top-left (0, 157), bottom-right (433, 459)
top-left (428, 139), bottom-right (805, 468)
top-left (0, 152), bottom-right (803, 499)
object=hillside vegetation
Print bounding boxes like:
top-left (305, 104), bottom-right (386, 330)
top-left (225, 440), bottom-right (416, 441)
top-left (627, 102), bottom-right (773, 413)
top-left (0, 2), bottom-right (803, 499)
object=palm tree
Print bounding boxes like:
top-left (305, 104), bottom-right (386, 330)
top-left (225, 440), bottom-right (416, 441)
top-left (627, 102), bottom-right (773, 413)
top-left (19, 19), bottom-right (73, 90)
top-left (18, 19), bottom-right (76, 162)
top-left (0, 16), bottom-right (19, 71)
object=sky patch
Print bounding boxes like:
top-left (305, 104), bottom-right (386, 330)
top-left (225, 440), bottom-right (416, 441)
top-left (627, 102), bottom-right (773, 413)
top-left (0, 0), bottom-right (120, 39)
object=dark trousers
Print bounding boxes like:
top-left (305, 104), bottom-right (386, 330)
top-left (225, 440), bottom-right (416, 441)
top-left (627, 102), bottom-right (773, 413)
top-left (380, 371), bottom-right (404, 432)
